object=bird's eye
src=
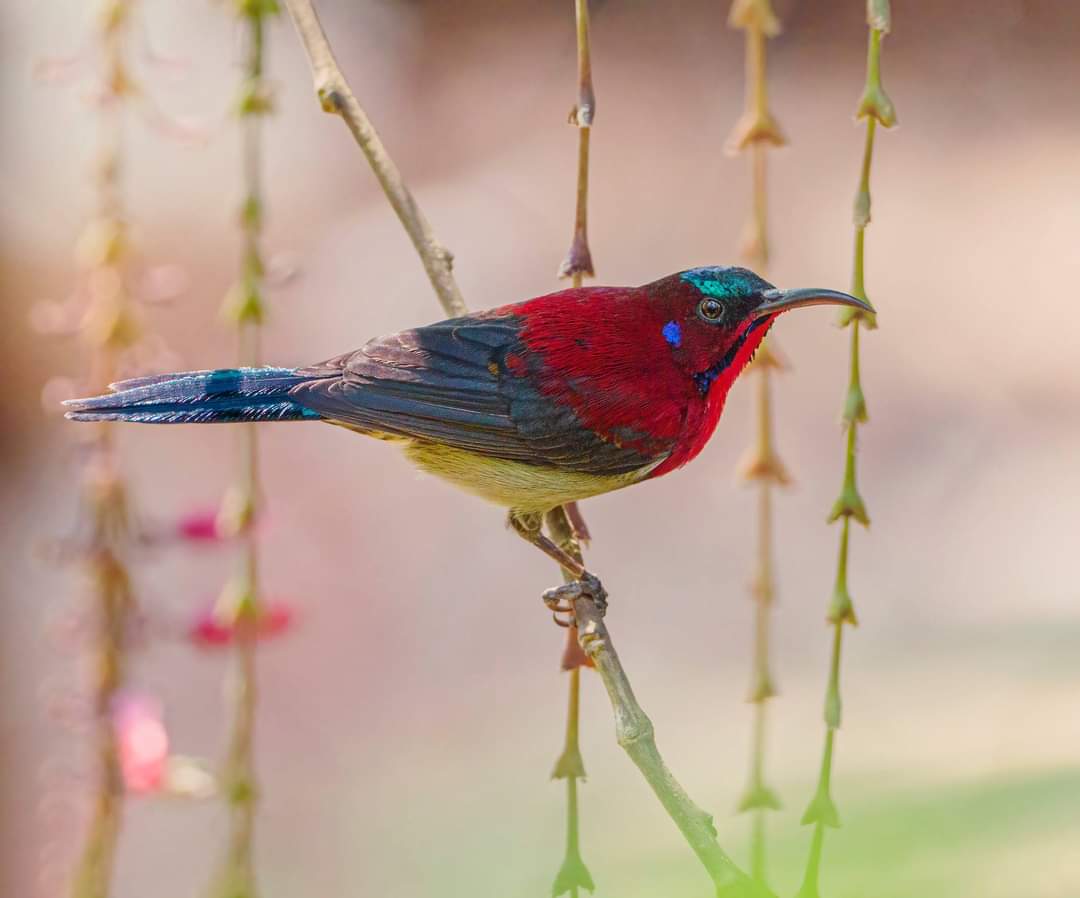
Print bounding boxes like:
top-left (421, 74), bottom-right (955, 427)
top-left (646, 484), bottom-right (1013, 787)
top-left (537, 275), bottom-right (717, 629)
top-left (697, 298), bottom-right (724, 322)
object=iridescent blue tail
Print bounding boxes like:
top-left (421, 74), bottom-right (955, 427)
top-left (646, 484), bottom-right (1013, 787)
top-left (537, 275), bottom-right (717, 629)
top-left (64, 367), bottom-right (323, 424)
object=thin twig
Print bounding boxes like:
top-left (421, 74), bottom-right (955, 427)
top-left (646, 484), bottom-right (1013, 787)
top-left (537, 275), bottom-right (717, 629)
top-left (279, 3), bottom-right (763, 892)
top-left (558, 0), bottom-right (595, 282)
top-left (282, 0), bottom-right (465, 318)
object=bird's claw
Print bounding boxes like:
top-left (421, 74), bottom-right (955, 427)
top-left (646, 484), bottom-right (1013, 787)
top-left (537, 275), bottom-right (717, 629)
top-left (542, 573), bottom-right (608, 627)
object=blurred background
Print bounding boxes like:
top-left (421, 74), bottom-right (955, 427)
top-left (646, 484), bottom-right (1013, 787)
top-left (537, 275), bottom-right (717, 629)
top-left (3, 1), bottom-right (1079, 896)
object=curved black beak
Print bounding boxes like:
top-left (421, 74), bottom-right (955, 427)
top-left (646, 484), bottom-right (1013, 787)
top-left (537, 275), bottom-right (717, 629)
top-left (755, 287), bottom-right (874, 319)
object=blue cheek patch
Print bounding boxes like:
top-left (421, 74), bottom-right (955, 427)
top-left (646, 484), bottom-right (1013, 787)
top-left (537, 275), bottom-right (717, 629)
top-left (662, 320), bottom-right (682, 347)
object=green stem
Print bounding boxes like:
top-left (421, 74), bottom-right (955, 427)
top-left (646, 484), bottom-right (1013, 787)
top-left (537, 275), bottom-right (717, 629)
top-left (565, 668), bottom-right (583, 897)
top-left (797, 11), bottom-right (893, 894)
top-left (747, 699), bottom-right (768, 883)
top-left (547, 510), bottom-right (594, 897)
top-left (851, 121), bottom-right (875, 301)
top-left (866, 28), bottom-right (882, 90)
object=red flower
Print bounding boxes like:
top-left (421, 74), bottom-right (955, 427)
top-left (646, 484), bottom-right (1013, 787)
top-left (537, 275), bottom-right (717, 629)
top-left (189, 599), bottom-right (294, 649)
top-left (175, 489), bottom-right (259, 544)
top-left (176, 509), bottom-right (222, 542)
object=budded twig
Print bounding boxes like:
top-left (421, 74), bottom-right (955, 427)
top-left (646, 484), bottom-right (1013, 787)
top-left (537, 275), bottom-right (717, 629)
top-left (725, 0), bottom-right (788, 886)
top-left (794, 3), bottom-right (895, 896)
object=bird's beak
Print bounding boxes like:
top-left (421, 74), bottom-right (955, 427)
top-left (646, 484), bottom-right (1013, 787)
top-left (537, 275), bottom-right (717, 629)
top-left (754, 287), bottom-right (874, 319)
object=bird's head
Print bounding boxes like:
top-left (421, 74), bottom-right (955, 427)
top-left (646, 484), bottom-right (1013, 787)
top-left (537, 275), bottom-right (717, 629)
top-left (648, 266), bottom-right (873, 395)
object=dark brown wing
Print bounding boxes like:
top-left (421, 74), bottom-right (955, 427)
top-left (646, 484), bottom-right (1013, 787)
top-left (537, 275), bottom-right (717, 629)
top-left (289, 314), bottom-right (667, 476)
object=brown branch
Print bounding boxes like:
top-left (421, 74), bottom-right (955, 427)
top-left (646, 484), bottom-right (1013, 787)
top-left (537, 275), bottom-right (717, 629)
top-left (279, 4), bottom-right (763, 893)
top-left (282, 0), bottom-right (466, 319)
top-left (558, 0), bottom-right (595, 282)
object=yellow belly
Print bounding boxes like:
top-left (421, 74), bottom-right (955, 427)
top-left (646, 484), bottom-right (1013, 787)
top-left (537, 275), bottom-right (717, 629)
top-left (403, 440), bottom-right (658, 514)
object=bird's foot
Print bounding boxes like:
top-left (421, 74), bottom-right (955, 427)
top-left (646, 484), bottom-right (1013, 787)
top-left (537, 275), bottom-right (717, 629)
top-left (542, 573), bottom-right (607, 627)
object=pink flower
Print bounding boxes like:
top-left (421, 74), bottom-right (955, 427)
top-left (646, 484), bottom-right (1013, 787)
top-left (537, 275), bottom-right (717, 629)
top-left (111, 693), bottom-right (168, 794)
top-left (190, 611), bottom-right (233, 645)
top-left (176, 509), bottom-right (222, 543)
top-left (175, 488), bottom-right (259, 544)
top-left (189, 599), bottom-right (294, 649)
top-left (257, 602), bottom-right (293, 639)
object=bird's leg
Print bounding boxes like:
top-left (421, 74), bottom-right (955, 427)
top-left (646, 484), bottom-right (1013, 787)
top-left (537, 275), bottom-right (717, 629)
top-left (563, 501), bottom-right (591, 545)
top-left (508, 510), bottom-right (608, 625)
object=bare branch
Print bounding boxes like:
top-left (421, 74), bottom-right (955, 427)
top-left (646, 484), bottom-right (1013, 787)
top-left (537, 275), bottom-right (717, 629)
top-left (282, 0), bottom-right (467, 319)
top-left (558, 0), bottom-right (596, 282)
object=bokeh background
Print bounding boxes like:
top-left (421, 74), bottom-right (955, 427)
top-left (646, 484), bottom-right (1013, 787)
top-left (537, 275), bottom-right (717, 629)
top-left (3, 1), bottom-right (1079, 896)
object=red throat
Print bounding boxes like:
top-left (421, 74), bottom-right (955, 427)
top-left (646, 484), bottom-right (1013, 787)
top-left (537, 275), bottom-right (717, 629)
top-left (648, 313), bottom-right (776, 478)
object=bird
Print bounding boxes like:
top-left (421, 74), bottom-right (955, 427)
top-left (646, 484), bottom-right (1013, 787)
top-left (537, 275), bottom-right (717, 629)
top-left (66, 265), bottom-right (870, 617)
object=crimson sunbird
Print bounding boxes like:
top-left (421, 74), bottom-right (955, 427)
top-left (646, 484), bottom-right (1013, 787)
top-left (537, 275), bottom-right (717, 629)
top-left (67, 266), bottom-right (869, 615)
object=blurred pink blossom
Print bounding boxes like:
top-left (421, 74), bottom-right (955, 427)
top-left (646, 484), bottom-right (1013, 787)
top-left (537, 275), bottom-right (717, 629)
top-left (175, 487), bottom-right (265, 545)
top-left (176, 508), bottom-right (223, 543)
top-left (111, 693), bottom-right (168, 794)
top-left (190, 600), bottom-right (294, 649)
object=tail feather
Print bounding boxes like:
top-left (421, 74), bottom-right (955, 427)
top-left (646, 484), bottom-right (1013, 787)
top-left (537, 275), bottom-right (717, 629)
top-left (64, 367), bottom-right (325, 424)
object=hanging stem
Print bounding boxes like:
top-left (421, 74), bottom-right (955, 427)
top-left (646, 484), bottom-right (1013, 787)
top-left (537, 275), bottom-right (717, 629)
top-left (558, 0), bottom-right (595, 283)
top-left (550, 664), bottom-right (594, 897)
top-left (70, 539), bottom-right (133, 898)
top-left (795, 6), bottom-right (894, 894)
top-left (550, 4), bottom-right (597, 894)
top-left (726, 1), bottom-right (787, 888)
top-left (68, 3), bottom-right (141, 895)
top-left (209, 6), bottom-right (277, 897)
top-left (547, 505), bottom-right (592, 895)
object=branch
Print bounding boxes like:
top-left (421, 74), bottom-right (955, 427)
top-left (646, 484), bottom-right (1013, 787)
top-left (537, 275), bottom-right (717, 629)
top-left (572, 598), bottom-right (765, 898)
top-left (280, 4), bottom-right (763, 894)
top-left (283, 0), bottom-right (466, 319)
top-left (557, 0), bottom-right (595, 282)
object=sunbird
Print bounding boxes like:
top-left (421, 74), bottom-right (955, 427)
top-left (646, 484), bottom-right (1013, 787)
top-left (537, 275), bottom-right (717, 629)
top-left (67, 266), bottom-right (869, 615)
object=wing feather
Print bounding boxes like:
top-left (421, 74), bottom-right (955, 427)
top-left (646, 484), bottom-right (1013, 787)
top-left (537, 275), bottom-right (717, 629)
top-left (289, 314), bottom-right (668, 476)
